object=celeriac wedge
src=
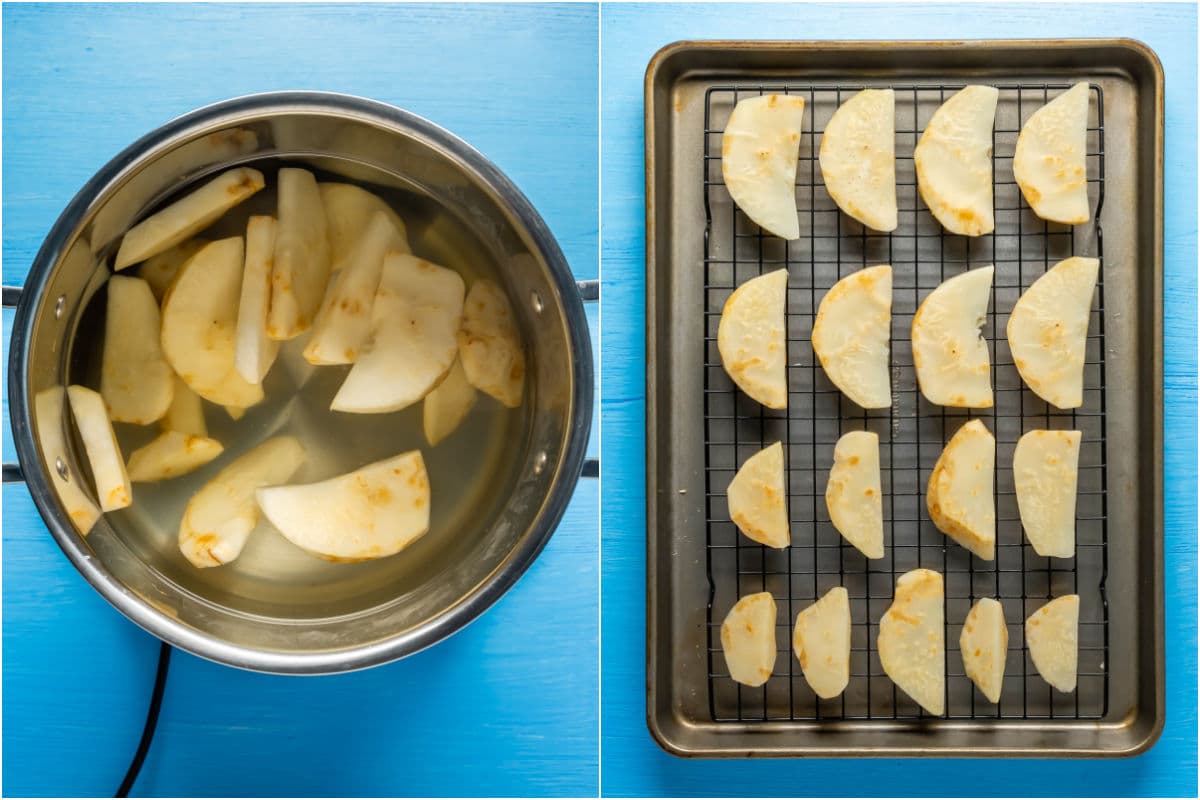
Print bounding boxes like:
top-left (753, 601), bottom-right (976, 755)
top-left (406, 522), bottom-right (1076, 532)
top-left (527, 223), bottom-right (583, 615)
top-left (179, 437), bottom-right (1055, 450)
top-left (161, 376), bottom-right (207, 437)
top-left (1007, 256), bottom-right (1100, 409)
top-left (914, 85), bottom-right (1000, 236)
top-left (114, 167), bottom-right (264, 270)
top-left (34, 386), bottom-right (102, 534)
top-left (1026, 595), bottom-right (1080, 692)
top-left (423, 358), bottom-right (478, 446)
top-left (66, 385), bottom-right (131, 512)
top-left (160, 237), bottom-right (264, 408)
top-left (717, 268), bottom-right (788, 409)
top-left (256, 450), bottom-right (431, 562)
top-left (927, 419), bottom-right (995, 560)
top-left (792, 586), bottom-right (851, 699)
top-left (319, 182), bottom-right (409, 272)
top-left (878, 568), bottom-right (945, 715)
top-left (825, 431), bottom-right (883, 559)
top-left (727, 441), bottom-right (789, 549)
top-left (178, 436), bottom-right (305, 568)
top-left (267, 168), bottom-right (331, 340)
top-left (720, 591), bottom-right (777, 687)
top-left (811, 265), bottom-right (892, 408)
top-left (1013, 429), bottom-right (1081, 558)
top-left (139, 238), bottom-right (209, 301)
top-left (912, 266), bottom-right (994, 408)
top-left (721, 93), bottom-right (806, 240)
top-left (961, 597), bottom-right (1008, 703)
top-left (1013, 82), bottom-right (1091, 224)
top-left (234, 215), bottom-right (280, 384)
top-left (101, 276), bottom-right (174, 424)
top-left (332, 254), bottom-right (465, 413)
top-left (819, 88), bottom-right (898, 232)
top-left (127, 431), bottom-right (224, 482)
top-left (458, 278), bottom-right (526, 408)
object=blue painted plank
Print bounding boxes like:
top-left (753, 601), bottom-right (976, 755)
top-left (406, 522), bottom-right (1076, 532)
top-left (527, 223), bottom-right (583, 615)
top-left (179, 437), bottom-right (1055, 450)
top-left (600, 3), bottom-right (1197, 796)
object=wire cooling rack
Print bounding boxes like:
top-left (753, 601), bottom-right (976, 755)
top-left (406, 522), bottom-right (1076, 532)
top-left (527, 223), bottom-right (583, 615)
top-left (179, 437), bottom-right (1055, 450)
top-left (701, 83), bottom-right (1108, 722)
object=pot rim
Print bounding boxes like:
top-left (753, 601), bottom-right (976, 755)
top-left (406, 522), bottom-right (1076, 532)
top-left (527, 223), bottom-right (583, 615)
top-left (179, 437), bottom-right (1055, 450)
top-left (7, 90), bottom-right (594, 674)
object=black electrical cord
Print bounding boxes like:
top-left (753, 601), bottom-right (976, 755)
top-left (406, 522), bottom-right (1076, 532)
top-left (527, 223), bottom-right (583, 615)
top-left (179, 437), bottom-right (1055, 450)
top-left (115, 642), bottom-right (172, 798)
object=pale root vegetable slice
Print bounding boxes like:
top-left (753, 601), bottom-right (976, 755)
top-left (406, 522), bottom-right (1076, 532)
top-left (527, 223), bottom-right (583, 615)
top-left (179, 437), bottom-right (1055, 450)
top-left (139, 238), bottom-right (209, 301)
top-left (267, 168), bottom-right (331, 340)
top-left (101, 276), bottom-right (174, 424)
top-left (332, 254), bottom-right (466, 413)
top-left (127, 431), bottom-right (224, 482)
top-left (727, 441), bottom-right (789, 549)
top-left (1026, 595), bottom-right (1080, 692)
top-left (319, 182), bottom-right (410, 272)
top-left (1006, 256), bottom-right (1100, 409)
top-left (914, 85), bottom-right (1000, 236)
top-left (1013, 82), bottom-right (1091, 224)
top-left (717, 268), bottom-right (788, 409)
top-left (66, 385), bottom-right (131, 512)
top-left (720, 592), bottom-right (777, 687)
top-left (34, 386), bottom-right (102, 534)
top-left (161, 376), bottom-right (207, 437)
top-left (811, 265), bottom-right (892, 408)
top-left (234, 216), bottom-right (281, 384)
top-left (927, 419), bottom-right (995, 560)
top-left (256, 450), bottom-right (431, 562)
top-left (912, 266), bottom-right (994, 408)
top-left (160, 237), bottom-right (264, 409)
top-left (113, 167), bottom-right (265, 270)
top-left (1013, 429), bottom-right (1081, 558)
top-left (961, 597), bottom-right (1008, 703)
top-left (304, 211), bottom-right (401, 365)
top-left (825, 431), bottom-right (883, 559)
top-left (178, 436), bottom-right (305, 568)
top-left (819, 88), bottom-right (897, 232)
top-left (423, 359), bottom-right (478, 446)
top-left (721, 94), bottom-right (806, 240)
top-left (458, 279), bottom-right (526, 408)
top-left (878, 568), bottom-right (945, 715)
top-left (792, 586), bottom-right (851, 699)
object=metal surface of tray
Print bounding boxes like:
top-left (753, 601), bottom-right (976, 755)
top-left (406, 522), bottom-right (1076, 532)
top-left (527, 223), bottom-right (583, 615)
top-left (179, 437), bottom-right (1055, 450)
top-left (645, 40), bottom-right (1163, 757)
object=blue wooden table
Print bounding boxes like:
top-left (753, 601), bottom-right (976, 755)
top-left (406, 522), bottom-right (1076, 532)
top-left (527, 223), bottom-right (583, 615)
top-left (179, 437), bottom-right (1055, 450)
top-left (599, 3), bottom-right (1197, 796)
top-left (2, 4), bottom-right (598, 797)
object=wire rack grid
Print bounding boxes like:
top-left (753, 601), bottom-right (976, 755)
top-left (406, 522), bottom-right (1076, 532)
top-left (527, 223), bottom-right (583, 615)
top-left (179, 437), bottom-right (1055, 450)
top-left (701, 82), bottom-right (1109, 723)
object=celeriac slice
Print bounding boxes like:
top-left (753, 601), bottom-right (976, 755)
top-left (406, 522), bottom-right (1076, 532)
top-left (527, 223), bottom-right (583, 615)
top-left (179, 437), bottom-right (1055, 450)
top-left (811, 265), bottom-right (892, 408)
top-left (825, 431), bottom-right (883, 559)
top-left (792, 586), bottom-right (851, 699)
top-left (304, 211), bottom-right (400, 365)
top-left (915, 85), bottom-right (999, 236)
top-left (458, 279), bottom-right (526, 408)
top-left (139, 238), bottom-right (209, 301)
top-left (878, 568), bottom-right (945, 715)
top-left (721, 93), bottom-right (805, 240)
top-left (320, 183), bottom-right (410, 272)
top-left (267, 168), bottom-right (332, 340)
top-left (101, 276), bottom-right (174, 424)
top-left (727, 441), bottom-right (789, 549)
top-left (332, 254), bottom-right (465, 413)
top-left (66, 385), bottom-right (131, 512)
top-left (819, 88), bottom-right (898, 232)
top-left (1013, 82), bottom-right (1091, 224)
top-left (34, 386), bottom-right (102, 534)
top-left (720, 591), bottom-right (777, 687)
top-left (1013, 429), bottom-right (1081, 558)
top-left (423, 358), bottom-right (478, 446)
top-left (1007, 256), bottom-right (1099, 409)
top-left (961, 597), bottom-right (1008, 703)
top-left (178, 436), bottom-right (305, 568)
top-left (114, 167), bottom-right (264, 270)
top-left (1026, 595), bottom-right (1080, 692)
top-left (912, 266), bottom-right (994, 408)
top-left (927, 419), bottom-right (995, 560)
top-left (161, 376), bottom-right (207, 437)
top-left (717, 268), bottom-right (788, 409)
top-left (127, 431), bottom-right (224, 482)
top-left (234, 216), bottom-right (280, 384)
top-left (256, 450), bottom-right (431, 562)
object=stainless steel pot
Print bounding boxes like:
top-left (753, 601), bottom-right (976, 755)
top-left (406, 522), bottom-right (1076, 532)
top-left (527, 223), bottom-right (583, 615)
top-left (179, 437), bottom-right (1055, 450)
top-left (4, 92), bottom-right (595, 674)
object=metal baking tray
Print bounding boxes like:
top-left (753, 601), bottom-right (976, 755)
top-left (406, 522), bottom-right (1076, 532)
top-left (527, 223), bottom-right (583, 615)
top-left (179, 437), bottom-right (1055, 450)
top-left (645, 40), bottom-right (1163, 757)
